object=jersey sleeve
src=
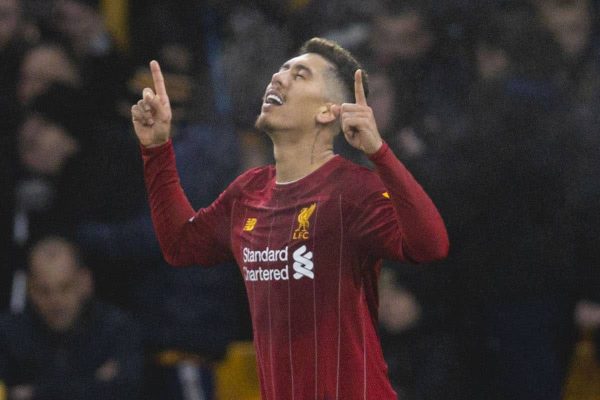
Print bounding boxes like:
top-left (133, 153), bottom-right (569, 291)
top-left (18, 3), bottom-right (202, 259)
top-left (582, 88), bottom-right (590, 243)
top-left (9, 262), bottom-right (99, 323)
top-left (142, 140), bottom-right (234, 266)
top-left (350, 142), bottom-right (449, 263)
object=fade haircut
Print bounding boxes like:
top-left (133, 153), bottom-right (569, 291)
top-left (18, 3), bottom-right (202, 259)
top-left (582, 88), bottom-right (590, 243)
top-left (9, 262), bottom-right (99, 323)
top-left (298, 37), bottom-right (369, 103)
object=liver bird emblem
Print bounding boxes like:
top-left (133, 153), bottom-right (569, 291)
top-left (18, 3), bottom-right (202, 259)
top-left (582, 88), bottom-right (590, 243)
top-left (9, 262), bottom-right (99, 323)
top-left (293, 203), bottom-right (316, 240)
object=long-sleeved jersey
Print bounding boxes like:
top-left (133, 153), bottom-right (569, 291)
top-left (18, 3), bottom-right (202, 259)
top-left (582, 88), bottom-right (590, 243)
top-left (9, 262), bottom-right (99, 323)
top-left (142, 141), bottom-right (449, 400)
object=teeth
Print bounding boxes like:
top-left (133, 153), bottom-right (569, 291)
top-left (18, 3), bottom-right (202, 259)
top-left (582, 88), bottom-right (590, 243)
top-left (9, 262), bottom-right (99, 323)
top-left (266, 94), bottom-right (283, 105)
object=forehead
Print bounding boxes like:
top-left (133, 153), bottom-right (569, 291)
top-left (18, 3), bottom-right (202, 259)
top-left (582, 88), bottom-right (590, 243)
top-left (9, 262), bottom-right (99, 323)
top-left (30, 245), bottom-right (78, 285)
top-left (281, 53), bottom-right (335, 75)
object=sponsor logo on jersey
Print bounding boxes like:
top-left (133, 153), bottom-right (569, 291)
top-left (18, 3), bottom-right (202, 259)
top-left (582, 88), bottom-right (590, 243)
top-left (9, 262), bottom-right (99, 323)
top-left (243, 217), bottom-right (258, 231)
top-left (243, 264), bottom-right (290, 282)
top-left (242, 245), bottom-right (314, 281)
top-left (243, 247), bottom-right (288, 263)
top-left (293, 203), bottom-right (316, 240)
top-left (292, 245), bottom-right (313, 279)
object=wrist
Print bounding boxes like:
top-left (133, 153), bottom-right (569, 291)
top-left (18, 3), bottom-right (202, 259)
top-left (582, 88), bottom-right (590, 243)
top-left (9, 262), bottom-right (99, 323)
top-left (140, 139), bottom-right (172, 154)
top-left (367, 140), bottom-right (389, 161)
top-left (143, 140), bottom-right (169, 149)
top-left (364, 139), bottom-right (384, 156)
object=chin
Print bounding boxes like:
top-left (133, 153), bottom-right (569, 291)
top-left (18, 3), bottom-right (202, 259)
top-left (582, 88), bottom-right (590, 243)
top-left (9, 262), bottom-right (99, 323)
top-left (255, 113), bottom-right (274, 133)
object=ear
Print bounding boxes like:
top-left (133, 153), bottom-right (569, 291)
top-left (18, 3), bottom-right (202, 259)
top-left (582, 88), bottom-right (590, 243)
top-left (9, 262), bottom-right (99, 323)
top-left (316, 103), bottom-right (339, 125)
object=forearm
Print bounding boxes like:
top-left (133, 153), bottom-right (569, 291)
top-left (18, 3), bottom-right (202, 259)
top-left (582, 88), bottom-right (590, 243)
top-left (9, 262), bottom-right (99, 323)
top-left (369, 142), bottom-right (449, 262)
top-left (141, 140), bottom-right (231, 266)
top-left (142, 140), bottom-right (199, 265)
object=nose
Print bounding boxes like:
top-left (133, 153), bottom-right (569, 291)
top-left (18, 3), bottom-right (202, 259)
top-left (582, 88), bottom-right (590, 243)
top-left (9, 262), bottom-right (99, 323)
top-left (270, 69), bottom-right (287, 88)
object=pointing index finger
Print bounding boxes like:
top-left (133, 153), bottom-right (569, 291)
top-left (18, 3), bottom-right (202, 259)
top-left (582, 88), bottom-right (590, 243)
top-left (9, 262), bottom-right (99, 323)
top-left (150, 60), bottom-right (168, 99)
top-left (354, 69), bottom-right (367, 106)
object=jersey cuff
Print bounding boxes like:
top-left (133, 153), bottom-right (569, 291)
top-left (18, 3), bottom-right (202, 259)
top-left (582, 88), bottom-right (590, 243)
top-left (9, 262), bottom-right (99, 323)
top-left (367, 140), bottom-right (390, 163)
top-left (140, 139), bottom-right (173, 156)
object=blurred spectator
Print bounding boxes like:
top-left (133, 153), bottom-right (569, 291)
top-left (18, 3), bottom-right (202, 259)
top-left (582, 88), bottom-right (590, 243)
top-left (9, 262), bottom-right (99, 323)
top-left (539, 0), bottom-right (600, 394)
top-left (11, 34), bottom-right (140, 291)
top-left (11, 82), bottom-right (144, 308)
top-left (0, 235), bottom-right (143, 400)
top-left (534, 0), bottom-right (595, 64)
top-left (0, 0), bottom-right (26, 311)
top-left (364, 3), bottom-right (469, 397)
top-left (365, 0), bottom-right (471, 164)
top-left (562, 300), bottom-right (600, 399)
top-left (77, 36), bottom-right (249, 399)
top-left (48, 0), bottom-right (131, 118)
top-left (533, 0), bottom-right (600, 316)
top-left (378, 267), bottom-right (465, 400)
top-left (16, 42), bottom-right (80, 107)
top-left (11, 82), bottom-right (94, 313)
top-left (453, 4), bottom-right (579, 399)
top-left (14, 84), bottom-right (98, 246)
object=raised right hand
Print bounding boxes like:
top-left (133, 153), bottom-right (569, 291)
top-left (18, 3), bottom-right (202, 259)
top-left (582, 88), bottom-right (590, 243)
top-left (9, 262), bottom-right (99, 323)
top-left (131, 60), bottom-right (172, 147)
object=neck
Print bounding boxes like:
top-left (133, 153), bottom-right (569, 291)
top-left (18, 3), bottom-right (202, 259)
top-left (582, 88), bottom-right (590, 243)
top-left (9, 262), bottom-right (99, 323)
top-left (268, 127), bottom-right (335, 183)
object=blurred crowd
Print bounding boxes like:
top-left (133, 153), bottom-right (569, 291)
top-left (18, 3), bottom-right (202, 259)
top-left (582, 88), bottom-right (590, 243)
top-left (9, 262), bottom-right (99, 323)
top-left (1, 0), bottom-right (600, 399)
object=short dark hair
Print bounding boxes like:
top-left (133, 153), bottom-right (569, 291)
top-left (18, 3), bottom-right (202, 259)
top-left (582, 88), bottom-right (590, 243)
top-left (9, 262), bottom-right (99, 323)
top-left (298, 37), bottom-right (369, 102)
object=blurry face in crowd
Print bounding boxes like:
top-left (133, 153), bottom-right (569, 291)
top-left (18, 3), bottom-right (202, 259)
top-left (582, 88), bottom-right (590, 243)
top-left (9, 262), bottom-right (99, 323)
top-left (18, 45), bottom-right (80, 105)
top-left (18, 114), bottom-right (79, 176)
top-left (372, 10), bottom-right (434, 64)
top-left (53, 0), bottom-right (104, 54)
top-left (0, 0), bottom-right (20, 49)
top-left (28, 238), bottom-right (92, 333)
top-left (536, 0), bottom-right (592, 58)
top-left (255, 53), bottom-right (342, 136)
top-left (476, 43), bottom-right (509, 82)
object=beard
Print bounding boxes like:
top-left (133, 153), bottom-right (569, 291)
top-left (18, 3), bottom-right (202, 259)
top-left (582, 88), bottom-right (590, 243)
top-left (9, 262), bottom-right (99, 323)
top-left (254, 112), bottom-right (274, 133)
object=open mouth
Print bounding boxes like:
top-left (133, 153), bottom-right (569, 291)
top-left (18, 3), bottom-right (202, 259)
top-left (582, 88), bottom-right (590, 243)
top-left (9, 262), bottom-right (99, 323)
top-left (264, 90), bottom-right (284, 106)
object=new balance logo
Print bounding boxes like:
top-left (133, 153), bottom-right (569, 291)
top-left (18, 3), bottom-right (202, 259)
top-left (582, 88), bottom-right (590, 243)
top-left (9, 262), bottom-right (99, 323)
top-left (243, 218), bottom-right (257, 231)
top-left (292, 245), bottom-right (314, 280)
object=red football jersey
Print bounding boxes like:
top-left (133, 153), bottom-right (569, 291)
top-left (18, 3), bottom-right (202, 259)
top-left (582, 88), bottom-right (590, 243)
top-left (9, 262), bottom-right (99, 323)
top-left (142, 141), bottom-right (449, 400)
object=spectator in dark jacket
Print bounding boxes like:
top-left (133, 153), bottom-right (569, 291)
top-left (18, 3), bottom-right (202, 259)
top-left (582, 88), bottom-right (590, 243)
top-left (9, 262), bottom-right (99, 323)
top-left (76, 40), bottom-right (248, 400)
top-left (0, 236), bottom-right (143, 400)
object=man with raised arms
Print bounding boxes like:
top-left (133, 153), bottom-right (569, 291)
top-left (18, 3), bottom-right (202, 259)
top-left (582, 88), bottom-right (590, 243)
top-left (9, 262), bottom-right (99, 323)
top-left (131, 37), bottom-right (449, 400)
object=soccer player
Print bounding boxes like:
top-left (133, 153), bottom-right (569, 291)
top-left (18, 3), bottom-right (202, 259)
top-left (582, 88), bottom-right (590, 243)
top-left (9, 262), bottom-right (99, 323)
top-left (131, 37), bottom-right (449, 400)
